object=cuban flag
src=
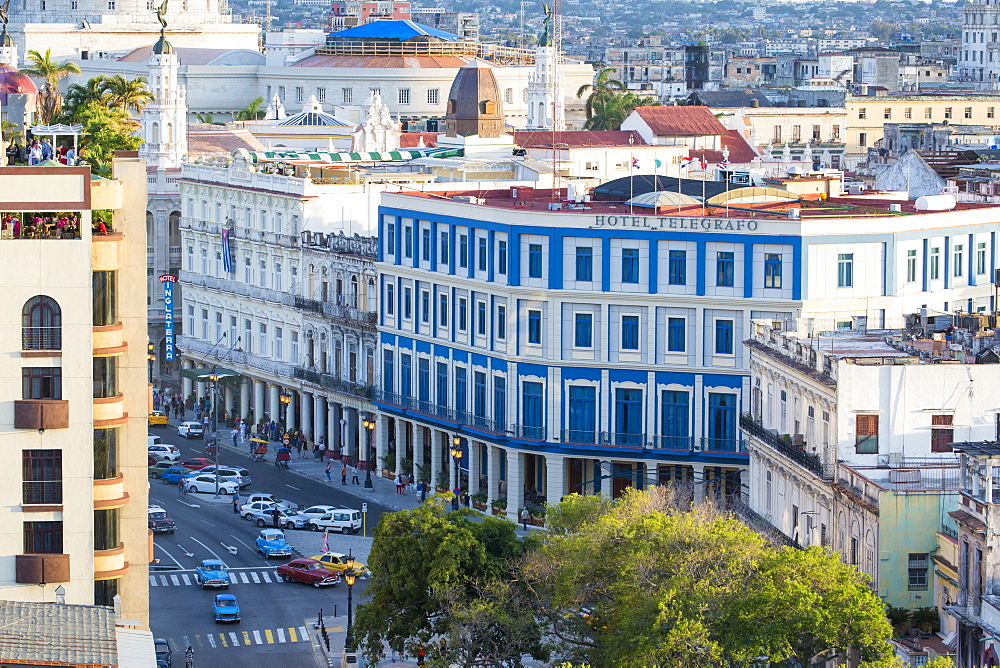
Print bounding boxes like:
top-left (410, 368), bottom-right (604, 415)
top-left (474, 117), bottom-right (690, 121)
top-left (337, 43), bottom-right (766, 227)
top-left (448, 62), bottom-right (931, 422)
top-left (716, 159), bottom-right (729, 170)
top-left (700, 157), bottom-right (708, 171)
top-left (631, 157), bottom-right (639, 169)
top-left (221, 228), bottom-right (235, 274)
top-left (680, 156), bottom-right (694, 169)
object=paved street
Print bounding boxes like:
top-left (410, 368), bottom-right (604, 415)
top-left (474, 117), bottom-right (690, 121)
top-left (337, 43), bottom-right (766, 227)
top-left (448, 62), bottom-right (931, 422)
top-left (148, 421), bottom-right (395, 667)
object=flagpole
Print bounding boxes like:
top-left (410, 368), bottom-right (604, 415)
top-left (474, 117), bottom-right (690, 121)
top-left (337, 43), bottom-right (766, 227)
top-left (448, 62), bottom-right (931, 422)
top-left (630, 154), bottom-right (634, 214)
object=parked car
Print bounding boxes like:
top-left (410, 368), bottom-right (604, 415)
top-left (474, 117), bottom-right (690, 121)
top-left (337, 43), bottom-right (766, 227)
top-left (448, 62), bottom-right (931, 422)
top-left (154, 638), bottom-right (172, 667)
top-left (148, 454), bottom-right (159, 467)
top-left (148, 411), bottom-right (169, 427)
top-left (147, 506), bottom-right (176, 534)
top-left (307, 509), bottom-right (362, 534)
top-left (298, 505), bottom-right (338, 520)
top-left (194, 559), bottom-right (230, 589)
top-left (255, 529), bottom-right (292, 558)
top-left (179, 458), bottom-right (214, 471)
top-left (212, 594), bottom-right (240, 623)
top-left (276, 508), bottom-right (310, 530)
top-left (148, 443), bottom-right (180, 462)
top-left (241, 501), bottom-right (277, 521)
top-left (276, 559), bottom-right (341, 587)
top-left (177, 421), bottom-right (205, 439)
top-left (159, 467), bottom-right (194, 485)
top-left (198, 466), bottom-right (252, 489)
top-left (148, 460), bottom-right (175, 478)
top-left (243, 493), bottom-right (295, 511)
top-left (308, 552), bottom-right (369, 577)
top-left (185, 474), bottom-right (238, 495)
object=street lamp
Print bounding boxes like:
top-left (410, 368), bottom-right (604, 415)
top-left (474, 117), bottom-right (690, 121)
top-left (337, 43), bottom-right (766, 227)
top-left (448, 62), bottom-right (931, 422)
top-left (278, 391), bottom-right (291, 428)
top-left (362, 416), bottom-right (375, 490)
top-left (451, 437), bottom-right (464, 498)
top-left (147, 342), bottom-right (156, 384)
top-left (209, 372), bottom-right (222, 499)
top-left (344, 550), bottom-right (356, 652)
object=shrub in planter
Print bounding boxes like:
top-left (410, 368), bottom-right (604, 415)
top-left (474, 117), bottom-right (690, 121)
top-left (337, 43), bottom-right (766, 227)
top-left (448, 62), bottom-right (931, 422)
top-left (490, 498), bottom-right (507, 510)
top-left (471, 492), bottom-right (488, 504)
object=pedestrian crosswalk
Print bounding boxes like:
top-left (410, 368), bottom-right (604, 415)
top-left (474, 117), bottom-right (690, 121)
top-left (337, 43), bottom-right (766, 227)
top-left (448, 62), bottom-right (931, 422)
top-left (173, 625), bottom-right (339, 651)
top-left (149, 568), bottom-right (278, 588)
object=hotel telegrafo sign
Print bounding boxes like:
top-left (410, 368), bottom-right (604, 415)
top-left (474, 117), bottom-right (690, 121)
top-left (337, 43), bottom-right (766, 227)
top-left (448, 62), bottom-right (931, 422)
top-left (593, 215), bottom-right (763, 232)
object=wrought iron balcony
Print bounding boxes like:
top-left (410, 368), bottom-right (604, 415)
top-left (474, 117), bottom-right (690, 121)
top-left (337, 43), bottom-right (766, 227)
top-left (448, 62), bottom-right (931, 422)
top-left (740, 414), bottom-right (831, 479)
top-left (293, 367), bottom-right (374, 399)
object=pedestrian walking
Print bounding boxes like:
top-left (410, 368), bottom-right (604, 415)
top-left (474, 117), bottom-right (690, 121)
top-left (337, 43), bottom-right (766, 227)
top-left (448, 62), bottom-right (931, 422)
top-left (395, 473), bottom-right (405, 495)
top-left (231, 492), bottom-right (240, 515)
top-left (325, 461), bottom-right (332, 482)
top-left (520, 507), bottom-right (529, 531)
top-left (295, 439), bottom-right (303, 459)
top-left (351, 465), bottom-right (360, 485)
top-left (417, 480), bottom-right (426, 502)
top-left (239, 421), bottom-right (247, 443)
top-left (231, 428), bottom-right (238, 449)
top-left (341, 464), bottom-right (348, 485)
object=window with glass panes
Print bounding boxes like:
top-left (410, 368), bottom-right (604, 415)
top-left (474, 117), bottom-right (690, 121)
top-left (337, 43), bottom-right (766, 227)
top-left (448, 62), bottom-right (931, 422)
top-left (575, 246), bottom-right (593, 281)
top-left (716, 251), bottom-right (734, 286)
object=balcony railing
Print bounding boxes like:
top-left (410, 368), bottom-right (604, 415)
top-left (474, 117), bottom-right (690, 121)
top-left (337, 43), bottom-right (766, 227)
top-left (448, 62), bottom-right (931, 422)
top-left (729, 498), bottom-right (801, 549)
top-left (835, 478), bottom-right (880, 511)
top-left (374, 390), bottom-right (506, 434)
top-left (293, 367), bottom-right (374, 399)
top-left (22, 327), bottom-right (61, 351)
top-left (739, 414), bottom-right (832, 479)
top-left (294, 296), bottom-right (324, 314)
top-left (324, 303), bottom-right (378, 329)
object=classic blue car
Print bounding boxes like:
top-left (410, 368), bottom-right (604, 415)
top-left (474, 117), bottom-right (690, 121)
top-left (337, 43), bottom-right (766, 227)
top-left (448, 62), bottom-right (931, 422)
top-left (159, 467), bottom-right (194, 485)
top-left (194, 559), bottom-right (230, 589)
top-left (255, 529), bottom-right (292, 558)
top-left (212, 594), bottom-right (240, 623)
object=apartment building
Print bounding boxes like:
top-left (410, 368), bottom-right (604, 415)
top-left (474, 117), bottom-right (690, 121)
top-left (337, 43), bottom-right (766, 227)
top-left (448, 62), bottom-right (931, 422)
top-left (0, 157), bottom-right (149, 624)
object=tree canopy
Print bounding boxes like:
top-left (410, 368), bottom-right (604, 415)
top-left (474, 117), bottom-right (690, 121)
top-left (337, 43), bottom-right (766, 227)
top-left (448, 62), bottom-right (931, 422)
top-left (354, 489), bottom-right (893, 667)
top-left (576, 67), bottom-right (661, 130)
top-left (21, 49), bottom-right (81, 124)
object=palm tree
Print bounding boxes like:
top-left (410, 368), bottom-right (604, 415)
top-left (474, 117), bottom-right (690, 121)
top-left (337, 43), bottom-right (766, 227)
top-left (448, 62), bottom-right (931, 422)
top-left (885, 606), bottom-right (911, 636)
top-left (584, 92), bottom-right (661, 131)
top-left (233, 96), bottom-right (265, 122)
top-left (909, 606), bottom-right (939, 634)
top-left (576, 67), bottom-right (626, 122)
top-left (63, 75), bottom-right (109, 117)
top-left (99, 75), bottom-right (154, 114)
top-left (21, 49), bottom-right (82, 123)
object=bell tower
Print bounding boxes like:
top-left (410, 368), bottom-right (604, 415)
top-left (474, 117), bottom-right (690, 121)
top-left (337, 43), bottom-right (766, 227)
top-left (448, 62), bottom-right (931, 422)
top-left (139, 19), bottom-right (188, 170)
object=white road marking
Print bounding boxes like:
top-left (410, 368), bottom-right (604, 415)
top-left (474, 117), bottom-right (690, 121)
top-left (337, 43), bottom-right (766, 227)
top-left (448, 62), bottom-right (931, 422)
top-left (190, 537), bottom-right (225, 562)
top-left (200, 519), bottom-right (213, 526)
top-left (178, 500), bottom-right (201, 508)
top-left (149, 576), bottom-right (157, 587)
top-left (298, 626), bottom-right (309, 642)
top-left (262, 571), bottom-right (272, 583)
top-left (240, 572), bottom-right (250, 584)
top-left (252, 630), bottom-right (262, 645)
top-left (170, 574), bottom-right (180, 586)
top-left (229, 632), bottom-right (239, 646)
top-left (285, 484), bottom-right (300, 490)
top-left (153, 543), bottom-right (185, 569)
top-left (277, 628), bottom-right (286, 643)
top-left (230, 536), bottom-right (257, 553)
top-left (250, 572), bottom-right (260, 583)
top-left (206, 634), bottom-right (216, 649)
top-left (181, 574), bottom-right (192, 585)
top-left (159, 575), bottom-right (169, 586)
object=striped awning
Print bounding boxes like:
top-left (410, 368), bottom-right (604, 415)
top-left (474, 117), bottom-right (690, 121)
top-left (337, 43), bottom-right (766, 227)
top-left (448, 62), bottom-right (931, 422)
top-left (248, 147), bottom-right (463, 164)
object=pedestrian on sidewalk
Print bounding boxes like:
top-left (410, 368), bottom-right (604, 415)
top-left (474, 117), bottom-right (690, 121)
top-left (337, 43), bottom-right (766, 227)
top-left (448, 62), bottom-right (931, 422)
top-left (520, 507), bottom-right (529, 531)
top-left (395, 473), bottom-right (404, 495)
top-left (351, 465), bottom-right (360, 485)
top-left (231, 428), bottom-right (238, 449)
top-left (341, 464), bottom-right (348, 485)
top-left (295, 438), bottom-right (303, 459)
top-left (417, 480), bottom-right (426, 502)
top-left (314, 440), bottom-right (324, 462)
top-left (231, 492), bottom-right (240, 515)
top-left (325, 461), bottom-right (332, 482)
top-left (300, 440), bottom-right (309, 459)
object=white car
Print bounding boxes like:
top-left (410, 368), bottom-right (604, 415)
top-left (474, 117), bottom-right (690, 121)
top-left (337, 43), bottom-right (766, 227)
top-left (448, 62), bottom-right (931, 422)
top-left (307, 509), bottom-right (362, 534)
top-left (243, 493), bottom-right (295, 512)
top-left (198, 466), bottom-right (253, 489)
top-left (177, 421), bottom-right (205, 439)
top-left (147, 443), bottom-right (180, 462)
top-left (241, 501), bottom-right (277, 521)
top-left (299, 505), bottom-right (338, 520)
top-left (185, 474), bottom-right (237, 495)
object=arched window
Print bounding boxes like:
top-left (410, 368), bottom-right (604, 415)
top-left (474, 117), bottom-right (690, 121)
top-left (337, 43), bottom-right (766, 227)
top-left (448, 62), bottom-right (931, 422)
top-left (151, 122), bottom-right (159, 144)
top-left (22, 296), bottom-right (61, 350)
top-left (168, 211), bottom-right (181, 248)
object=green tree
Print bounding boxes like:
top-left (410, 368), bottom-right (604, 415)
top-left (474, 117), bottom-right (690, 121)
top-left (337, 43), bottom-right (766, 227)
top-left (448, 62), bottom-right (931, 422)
top-left (576, 67), bottom-right (626, 123)
top-left (354, 499), bottom-right (542, 664)
top-left (233, 96), bottom-right (265, 121)
top-left (584, 91), bottom-right (660, 131)
top-left (63, 75), bottom-right (109, 118)
top-left (21, 49), bottom-right (82, 123)
top-left (98, 75), bottom-right (154, 114)
top-left (523, 489), bottom-right (893, 667)
top-left (73, 101), bottom-right (141, 177)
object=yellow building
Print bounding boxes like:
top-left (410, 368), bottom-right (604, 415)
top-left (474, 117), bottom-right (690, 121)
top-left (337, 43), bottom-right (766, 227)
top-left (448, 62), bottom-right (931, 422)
top-left (0, 154), bottom-right (149, 625)
top-left (845, 95), bottom-right (1000, 167)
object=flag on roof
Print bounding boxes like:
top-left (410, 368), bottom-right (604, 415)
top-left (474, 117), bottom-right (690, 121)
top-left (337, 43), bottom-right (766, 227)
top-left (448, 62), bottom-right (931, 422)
top-left (631, 157), bottom-right (639, 169)
top-left (680, 156), bottom-right (694, 169)
top-left (716, 159), bottom-right (729, 170)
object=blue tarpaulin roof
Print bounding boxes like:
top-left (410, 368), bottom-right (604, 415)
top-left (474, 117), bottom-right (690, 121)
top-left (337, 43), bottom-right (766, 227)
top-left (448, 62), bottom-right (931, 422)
top-left (326, 19), bottom-right (460, 42)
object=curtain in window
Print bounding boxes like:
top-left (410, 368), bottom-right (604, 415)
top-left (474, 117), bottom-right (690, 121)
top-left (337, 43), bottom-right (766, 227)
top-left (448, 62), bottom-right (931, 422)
top-left (707, 393), bottom-right (737, 450)
top-left (614, 388), bottom-right (643, 446)
top-left (522, 381), bottom-right (544, 438)
top-left (567, 386), bottom-right (596, 443)
top-left (661, 390), bottom-right (690, 450)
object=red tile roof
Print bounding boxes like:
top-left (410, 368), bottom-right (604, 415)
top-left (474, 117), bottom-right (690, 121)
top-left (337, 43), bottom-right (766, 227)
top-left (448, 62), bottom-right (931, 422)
top-left (513, 130), bottom-right (646, 148)
top-left (188, 124), bottom-right (265, 154)
top-left (689, 130), bottom-right (759, 165)
top-left (631, 106), bottom-right (727, 137)
top-left (399, 132), bottom-right (438, 148)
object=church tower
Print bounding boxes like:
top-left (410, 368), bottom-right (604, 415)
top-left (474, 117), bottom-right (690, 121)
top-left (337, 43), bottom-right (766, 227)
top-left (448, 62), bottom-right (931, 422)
top-left (525, 7), bottom-right (563, 130)
top-left (139, 31), bottom-right (188, 170)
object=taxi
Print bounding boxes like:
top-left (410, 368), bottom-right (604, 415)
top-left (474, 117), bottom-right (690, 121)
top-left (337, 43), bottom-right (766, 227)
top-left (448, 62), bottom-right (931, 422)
top-left (148, 411), bottom-right (169, 427)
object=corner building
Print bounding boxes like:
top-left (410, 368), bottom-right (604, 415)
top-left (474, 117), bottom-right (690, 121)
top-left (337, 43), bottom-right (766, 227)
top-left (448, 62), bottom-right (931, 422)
top-left (0, 157), bottom-right (149, 623)
top-left (374, 189), bottom-right (1000, 520)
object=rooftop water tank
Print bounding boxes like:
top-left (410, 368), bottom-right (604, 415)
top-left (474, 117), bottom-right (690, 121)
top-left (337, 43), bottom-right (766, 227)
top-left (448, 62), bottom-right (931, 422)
top-left (914, 194), bottom-right (957, 211)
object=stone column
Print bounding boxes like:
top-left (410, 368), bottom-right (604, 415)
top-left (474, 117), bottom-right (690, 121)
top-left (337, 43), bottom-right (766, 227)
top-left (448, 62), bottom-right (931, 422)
top-left (413, 423), bottom-right (425, 483)
top-left (386, 415), bottom-right (400, 476)
top-left (487, 445), bottom-right (500, 508)
top-left (268, 384), bottom-right (280, 424)
top-left (505, 449), bottom-right (523, 522)
top-left (598, 460), bottom-right (612, 499)
top-left (430, 429), bottom-right (443, 491)
top-left (181, 359), bottom-right (193, 398)
top-left (253, 380), bottom-right (265, 424)
top-left (326, 400), bottom-right (336, 454)
top-left (239, 379), bottom-right (250, 422)
top-left (546, 454), bottom-right (565, 506)
top-left (332, 402), bottom-right (343, 451)
top-left (287, 391), bottom-right (297, 430)
top-left (223, 385), bottom-right (234, 417)
top-left (301, 392), bottom-right (312, 442)
top-left (314, 394), bottom-right (326, 447)
top-left (468, 440), bottom-right (481, 495)
top-left (692, 464), bottom-right (707, 504)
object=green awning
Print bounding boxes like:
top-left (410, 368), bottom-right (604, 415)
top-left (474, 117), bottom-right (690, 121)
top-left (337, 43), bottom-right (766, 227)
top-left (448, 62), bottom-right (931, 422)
top-left (180, 367), bottom-right (242, 382)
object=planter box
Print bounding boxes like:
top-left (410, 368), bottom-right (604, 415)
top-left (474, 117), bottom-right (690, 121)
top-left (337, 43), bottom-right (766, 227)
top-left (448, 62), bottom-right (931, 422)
top-left (472, 501), bottom-right (487, 511)
top-left (381, 469), bottom-right (394, 479)
top-left (491, 507), bottom-right (506, 516)
top-left (527, 516), bottom-right (545, 526)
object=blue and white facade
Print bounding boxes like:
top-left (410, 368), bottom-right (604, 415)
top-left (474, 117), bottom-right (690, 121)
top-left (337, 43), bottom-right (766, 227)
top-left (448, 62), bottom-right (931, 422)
top-left (373, 191), bottom-right (1000, 520)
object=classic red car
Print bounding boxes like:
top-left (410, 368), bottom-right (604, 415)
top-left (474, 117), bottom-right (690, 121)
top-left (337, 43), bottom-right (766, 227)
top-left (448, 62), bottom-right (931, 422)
top-left (179, 457), bottom-right (214, 470)
top-left (276, 559), bottom-right (341, 587)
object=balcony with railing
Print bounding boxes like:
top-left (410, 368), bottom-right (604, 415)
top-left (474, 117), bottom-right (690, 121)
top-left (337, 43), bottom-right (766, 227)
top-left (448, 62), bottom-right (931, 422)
top-left (834, 478), bottom-right (880, 511)
top-left (293, 367), bottom-right (374, 399)
top-left (740, 413), bottom-right (833, 479)
top-left (323, 302), bottom-right (378, 329)
top-left (22, 327), bottom-right (61, 352)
